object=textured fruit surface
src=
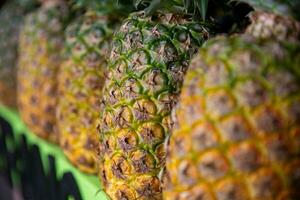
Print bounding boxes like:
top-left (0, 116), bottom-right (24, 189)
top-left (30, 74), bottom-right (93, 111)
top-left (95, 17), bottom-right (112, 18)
top-left (164, 32), bottom-right (300, 199)
top-left (0, 1), bottom-right (25, 108)
top-left (246, 11), bottom-right (300, 42)
top-left (18, 1), bottom-right (69, 143)
top-left (97, 12), bottom-right (210, 200)
top-left (57, 12), bottom-right (115, 174)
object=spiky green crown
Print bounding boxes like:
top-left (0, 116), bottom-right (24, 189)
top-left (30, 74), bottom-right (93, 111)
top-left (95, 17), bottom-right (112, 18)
top-left (135, 0), bottom-right (250, 22)
top-left (134, 0), bottom-right (210, 19)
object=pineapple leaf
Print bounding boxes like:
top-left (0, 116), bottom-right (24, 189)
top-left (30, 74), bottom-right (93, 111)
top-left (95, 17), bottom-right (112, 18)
top-left (198, 0), bottom-right (208, 20)
top-left (183, 0), bottom-right (208, 20)
top-left (143, 0), bottom-right (182, 16)
top-left (73, 0), bottom-right (134, 16)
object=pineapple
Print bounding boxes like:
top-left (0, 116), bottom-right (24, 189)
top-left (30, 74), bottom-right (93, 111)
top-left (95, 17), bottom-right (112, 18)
top-left (56, 8), bottom-right (122, 173)
top-left (164, 12), bottom-right (300, 200)
top-left (0, 0), bottom-right (37, 108)
top-left (17, 0), bottom-right (70, 143)
top-left (97, 8), bottom-right (211, 200)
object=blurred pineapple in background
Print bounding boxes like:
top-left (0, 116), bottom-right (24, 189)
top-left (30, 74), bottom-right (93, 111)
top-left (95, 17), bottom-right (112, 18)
top-left (0, 0), bottom-right (37, 108)
top-left (56, 0), bottom-right (132, 174)
top-left (17, 0), bottom-right (71, 143)
top-left (164, 1), bottom-right (300, 200)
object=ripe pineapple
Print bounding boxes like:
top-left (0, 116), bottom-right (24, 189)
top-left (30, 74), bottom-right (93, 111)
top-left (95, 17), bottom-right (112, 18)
top-left (97, 10), bottom-right (211, 199)
top-left (0, 0), bottom-right (37, 108)
top-left (56, 11), bottom-right (118, 173)
top-left (164, 12), bottom-right (300, 200)
top-left (17, 0), bottom-right (70, 143)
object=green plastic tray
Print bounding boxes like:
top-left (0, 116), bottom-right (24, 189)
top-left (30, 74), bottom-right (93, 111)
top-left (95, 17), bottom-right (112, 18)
top-left (0, 105), bottom-right (109, 200)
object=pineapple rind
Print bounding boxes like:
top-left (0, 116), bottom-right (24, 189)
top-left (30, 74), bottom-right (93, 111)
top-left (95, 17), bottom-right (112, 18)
top-left (0, 1), bottom-right (25, 108)
top-left (98, 12), bottom-right (210, 200)
top-left (246, 11), bottom-right (300, 42)
top-left (164, 34), bottom-right (300, 200)
top-left (57, 12), bottom-right (114, 174)
top-left (18, 1), bottom-right (69, 143)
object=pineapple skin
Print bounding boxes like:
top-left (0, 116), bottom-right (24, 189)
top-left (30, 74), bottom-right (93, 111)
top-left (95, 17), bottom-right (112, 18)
top-left (98, 12), bottom-right (210, 200)
top-left (17, 1), bottom-right (69, 143)
top-left (56, 12), bottom-right (115, 174)
top-left (246, 11), bottom-right (300, 42)
top-left (0, 0), bottom-right (26, 108)
top-left (164, 27), bottom-right (300, 200)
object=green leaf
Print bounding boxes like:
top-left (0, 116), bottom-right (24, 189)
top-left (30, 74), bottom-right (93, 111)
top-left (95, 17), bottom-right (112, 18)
top-left (198, 0), bottom-right (208, 20)
top-left (144, 0), bottom-right (182, 16)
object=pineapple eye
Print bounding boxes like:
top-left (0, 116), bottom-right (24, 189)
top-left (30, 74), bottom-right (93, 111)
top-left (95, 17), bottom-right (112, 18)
top-left (129, 50), bottom-right (149, 73)
top-left (229, 142), bottom-right (262, 173)
top-left (113, 184), bottom-right (136, 200)
top-left (117, 129), bottom-right (138, 152)
top-left (267, 70), bottom-right (299, 98)
top-left (235, 79), bottom-right (268, 108)
top-left (107, 85), bottom-right (122, 105)
top-left (123, 78), bottom-right (141, 100)
top-left (177, 160), bottom-right (198, 186)
top-left (177, 99), bottom-right (204, 126)
top-left (205, 90), bottom-right (236, 118)
top-left (100, 135), bottom-right (116, 155)
top-left (84, 18), bottom-right (92, 26)
top-left (130, 150), bottom-right (155, 173)
top-left (102, 111), bottom-right (114, 131)
top-left (30, 113), bottom-right (39, 125)
top-left (44, 105), bottom-right (54, 114)
top-left (92, 29), bottom-right (102, 39)
top-left (191, 123), bottom-right (218, 151)
top-left (138, 122), bottom-right (165, 145)
top-left (215, 179), bottom-right (248, 200)
top-left (115, 106), bottom-right (133, 128)
top-left (248, 168), bottom-right (282, 198)
top-left (49, 18), bottom-right (61, 32)
top-left (230, 50), bottom-right (261, 74)
top-left (154, 144), bottom-right (165, 167)
top-left (42, 121), bottom-right (54, 133)
top-left (219, 116), bottom-right (252, 142)
top-left (158, 93), bottom-right (177, 114)
top-left (133, 99), bottom-right (157, 121)
top-left (197, 151), bottom-right (229, 182)
top-left (169, 133), bottom-right (191, 158)
top-left (30, 95), bottom-right (38, 105)
top-left (112, 59), bottom-right (127, 79)
top-left (66, 24), bottom-right (77, 39)
top-left (77, 156), bottom-right (93, 168)
top-left (85, 52), bottom-right (100, 68)
top-left (253, 106), bottom-right (283, 135)
top-left (110, 154), bottom-right (132, 179)
top-left (73, 42), bottom-right (86, 58)
top-left (265, 136), bottom-right (291, 162)
top-left (204, 61), bottom-right (229, 88)
top-left (143, 69), bottom-right (167, 95)
top-left (134, 176), bottom-right (161, 199)
top-left (163, 43), bottom-right (178, 63)
top-left (125, 30), bottom-right (142, 49)
top-left (180, 185), bottom-right (214, 200)
top-left (85, 29), bottom-right (103, 46)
